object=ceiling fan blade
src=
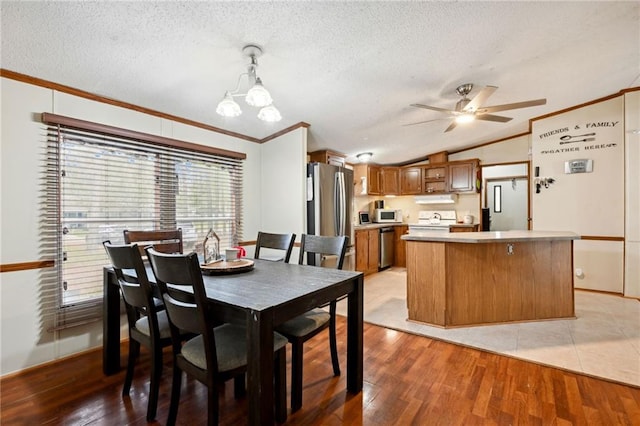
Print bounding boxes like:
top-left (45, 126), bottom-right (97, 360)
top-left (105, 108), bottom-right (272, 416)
top-left (478, 98), bottom-right (547, 114)
top-left (410, 103), bottom-right (456, 114)
top-left (402, 117), bottom-right (450, 127)
top-left (465, 86), bottom-right (498, 111)
top-left (444, 120), bottom-right (457, 132)
top-left (475, 114), bottom-right (513, 123)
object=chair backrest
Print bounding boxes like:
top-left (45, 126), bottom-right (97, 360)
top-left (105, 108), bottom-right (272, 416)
top-left (123, 228), bottom-right (183, 256)
top-left (298, 234), bottom-right (348, 270)
top-left (254, 232), bottom-right (296, 262)
top-left (145, 247), bottom-right (220, 372)
top-left (103, 241), bottom-right (158, 330)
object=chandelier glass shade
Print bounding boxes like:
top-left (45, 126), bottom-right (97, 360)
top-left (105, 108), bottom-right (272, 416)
top-left (216, 45), bottom-right (281, 122)
top-left (257, 105), bottom-right (282, 122)
top-left (216, 92), bottom-right (242, 117)
top-left (245, 78), bottom-right (272, 107)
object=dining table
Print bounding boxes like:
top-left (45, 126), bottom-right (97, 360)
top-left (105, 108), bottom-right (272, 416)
top-left (102, 258), bottom-right (364, 425)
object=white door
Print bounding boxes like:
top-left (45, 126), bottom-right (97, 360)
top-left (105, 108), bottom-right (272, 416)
top-left (486, 178), bottom-right (528, 231)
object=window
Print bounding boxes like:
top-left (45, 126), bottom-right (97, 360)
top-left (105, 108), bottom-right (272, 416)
top-left (41, 114), bottom-right (245, 330)
top-left (494, 185), bottom-right (502, 213)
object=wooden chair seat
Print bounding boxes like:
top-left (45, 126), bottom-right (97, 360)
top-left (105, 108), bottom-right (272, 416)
top-left (102, 241), bottom-right (173, 422)
top-left (275, 234), bottom-right (347, 412)
top-left (145, 247), bottom-right (288, 425)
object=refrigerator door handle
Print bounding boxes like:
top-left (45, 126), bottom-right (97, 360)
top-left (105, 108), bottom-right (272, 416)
top-left (334, 171), bottom-right (345, 236)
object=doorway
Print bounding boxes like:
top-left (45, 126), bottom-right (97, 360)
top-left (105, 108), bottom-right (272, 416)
top-left (481, 162), bottom-right (530, 231)
top-left (486, 177), bottom-right (529, 231)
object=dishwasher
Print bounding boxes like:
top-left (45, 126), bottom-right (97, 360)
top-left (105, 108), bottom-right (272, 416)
top-left (379, 227), bottom-right (395, 270)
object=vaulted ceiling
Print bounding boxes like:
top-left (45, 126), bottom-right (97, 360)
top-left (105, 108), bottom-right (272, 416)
top-left (2, 1), bottom-right (638, 164)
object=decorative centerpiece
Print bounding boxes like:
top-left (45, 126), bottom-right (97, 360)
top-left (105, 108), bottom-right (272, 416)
top-left (202, 228), bottom-right (220, 264)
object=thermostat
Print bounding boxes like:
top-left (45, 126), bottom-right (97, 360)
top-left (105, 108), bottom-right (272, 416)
top-left (564, 159), bottom-right (593, 174)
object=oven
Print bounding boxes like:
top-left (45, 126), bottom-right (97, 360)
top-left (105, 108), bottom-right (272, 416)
top-left (408, 210), bottom-right (457, 233)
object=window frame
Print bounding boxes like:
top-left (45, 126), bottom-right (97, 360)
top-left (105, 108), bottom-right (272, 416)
top-left (41, 113), bottom-right (246, 331)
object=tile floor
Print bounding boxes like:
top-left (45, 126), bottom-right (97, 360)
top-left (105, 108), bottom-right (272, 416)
top-left (336, 267), bottom-right (640, 387)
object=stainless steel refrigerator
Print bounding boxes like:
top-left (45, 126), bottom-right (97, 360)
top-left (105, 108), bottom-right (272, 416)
top-left (306, 162), bottom-right (355, 270)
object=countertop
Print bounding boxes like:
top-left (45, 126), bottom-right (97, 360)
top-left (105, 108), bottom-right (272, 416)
top-left (354, 222), bottom-right (405, 230)
top-left (402, 230), bottom-right (580, 243)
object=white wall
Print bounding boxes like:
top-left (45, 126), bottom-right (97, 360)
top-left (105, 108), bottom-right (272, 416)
top-left (624, 91), bottom-right (640, 297)
top-left (0, 77), bottom-right (302, 375)
top-left (532, 96), bottom-right (626, 293)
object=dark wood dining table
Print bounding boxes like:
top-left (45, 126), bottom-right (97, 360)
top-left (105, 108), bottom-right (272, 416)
top-left (103, 258), bottom-right (364, 425)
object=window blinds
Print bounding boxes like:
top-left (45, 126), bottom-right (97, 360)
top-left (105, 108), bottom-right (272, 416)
top-left (41, 116), bottom-right (244, 330)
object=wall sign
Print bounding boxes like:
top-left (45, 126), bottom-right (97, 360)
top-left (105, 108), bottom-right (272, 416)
top-left (537, 121), bottom-right (619, 155)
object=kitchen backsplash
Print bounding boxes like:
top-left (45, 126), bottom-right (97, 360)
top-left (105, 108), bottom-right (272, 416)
top-left (353, 193), bottom-right (480, 224)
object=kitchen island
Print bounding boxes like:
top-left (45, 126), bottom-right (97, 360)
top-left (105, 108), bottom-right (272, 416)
top-left (402, 230), bottom-right (580, 327)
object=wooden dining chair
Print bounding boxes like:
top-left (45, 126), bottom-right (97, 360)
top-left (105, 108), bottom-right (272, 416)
top-left (254, 231), bottom-right (296, 262)
top-left (275, 233), bottom-right (348, 412)
top-left (144, 247), bottom-right (288, 426)
top-left (102, 241), bottom-right (173, 422)
top-left (123, 228), bottom-right (183, 256)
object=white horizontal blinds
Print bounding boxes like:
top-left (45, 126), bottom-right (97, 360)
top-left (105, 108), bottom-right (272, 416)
top-left (42, 120), bottom-right (244, 330)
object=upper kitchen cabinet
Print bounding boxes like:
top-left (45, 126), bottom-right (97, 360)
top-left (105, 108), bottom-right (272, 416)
top-left (354, 164), bottom-right (386, 195)
top-left (448, 159), bottom-right (479, 193)
top-left (400, 166), bottom-right (422, 195)
top-left (381, 167), bottom-right (399, 195)
top-left (423, 164), bottom-right (448, 193)
top-left (308, 149), bottom-right (346, 167)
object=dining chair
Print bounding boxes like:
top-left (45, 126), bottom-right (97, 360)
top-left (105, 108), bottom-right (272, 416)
top-left (145, 247), bottom-right (288, 426)
top-left (254, 231), bottom-right (296, 262)
top-left (275, 233), bottom-right (348, 412)
top-left (123, 228), bottom-right (183, 257)
top-left (102, 241), bottom-right (173, 422)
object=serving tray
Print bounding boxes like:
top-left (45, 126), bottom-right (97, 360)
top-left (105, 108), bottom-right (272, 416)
top-left (201, 258), bottom-right (255, 275)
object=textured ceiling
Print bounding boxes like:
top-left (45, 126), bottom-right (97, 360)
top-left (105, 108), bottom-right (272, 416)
top-left (1, 1), bottom-right (639, 165)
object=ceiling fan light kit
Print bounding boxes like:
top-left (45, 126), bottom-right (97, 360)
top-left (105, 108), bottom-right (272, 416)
top-left (408, 83), bottom-right (546, 132)
top-left (216, 44), bottom-right (282, 122)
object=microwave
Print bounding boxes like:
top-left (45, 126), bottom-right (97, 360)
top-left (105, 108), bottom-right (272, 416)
top-left (374, 208), bottom-right (401, 223)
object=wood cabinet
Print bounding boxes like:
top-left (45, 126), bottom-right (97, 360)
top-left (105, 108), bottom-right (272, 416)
top-left (394, 225), bottom-right (408, 267)
top-left (355, 228), bottom-right (379, 275)
top-left (354, 164), bottom-right (397, 196)
top-left (308, 150), bottom-right (346, 167)
top-left (449, 224), bottom-right (479, 232)
top-left (381, 167), bottom-right (399, 195)
top-left (448, 160), bottom-right (478, 193)
top-left (400, 167), bottom-right (422, 194)
top-left (405, 238), bottom-right (575, 327)
top-left (356, 158), bottom-right (479, 195)
top-left (367, 165), bottom-right (382, 195)
top-left (423, 164), bottom-right (448, 193)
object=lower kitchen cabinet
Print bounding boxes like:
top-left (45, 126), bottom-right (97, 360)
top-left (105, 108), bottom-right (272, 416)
top-left (355, 228), bottom-right (379, 275)
top-left (394, 225), bottom-right (408, 267)
top-left (449, 224), bottom-right (479, 232)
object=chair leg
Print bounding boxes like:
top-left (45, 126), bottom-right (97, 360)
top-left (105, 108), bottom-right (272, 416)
top-left (167, 363), bottom-right (182, 426)
top-left (207, 380), bottom-right (219, 426)
top-left (123, 339), bottom-right (140, 396)
top-left (146, 343), bottom-right (163, 421)
top-left (329, 304), bottom-right (341, 376)
top-left (274, 347), bottom-right (287, 423)
top-left (234, 374), bottom-right (246, 399)
top-left (291, 340), bottom-right (304, 412)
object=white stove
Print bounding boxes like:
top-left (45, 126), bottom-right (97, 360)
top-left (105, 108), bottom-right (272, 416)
top-left (409, 210), bottom-right (457, 232)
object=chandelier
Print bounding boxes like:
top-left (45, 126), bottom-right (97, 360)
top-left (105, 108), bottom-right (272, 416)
top-left (216, 44), bottom-right (282, 122)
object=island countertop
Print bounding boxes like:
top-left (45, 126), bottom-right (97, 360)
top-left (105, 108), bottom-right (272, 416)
top-left (402, 230), bottom-right (580, 243)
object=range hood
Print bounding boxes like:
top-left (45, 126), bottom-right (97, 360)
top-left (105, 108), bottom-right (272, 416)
top-left (414, 194), bottom-right (458, 204)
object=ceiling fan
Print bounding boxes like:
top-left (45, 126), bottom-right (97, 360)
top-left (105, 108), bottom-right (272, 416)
top-left (406, 83), bottom-right (546, 132)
